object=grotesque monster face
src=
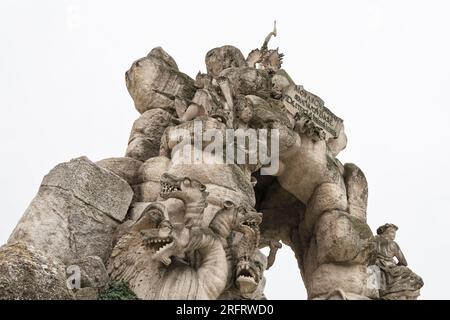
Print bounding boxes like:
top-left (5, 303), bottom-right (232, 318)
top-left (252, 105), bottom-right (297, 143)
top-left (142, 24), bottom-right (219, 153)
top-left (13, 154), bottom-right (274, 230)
top-left (235, 250), bottom-right (267, 298)
top-left (235, 206), bottom-right (262, 236)
top-left (159, 172), bottom-right (208, 204)
top-left (141, 219), bottom-right (189, 266)
top-left (230, 206), bottom-right (265, 298)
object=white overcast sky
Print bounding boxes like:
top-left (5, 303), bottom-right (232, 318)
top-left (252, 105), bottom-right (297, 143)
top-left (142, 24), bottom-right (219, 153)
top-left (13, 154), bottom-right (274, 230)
top-left (1, 0), bottom-right (449, 300)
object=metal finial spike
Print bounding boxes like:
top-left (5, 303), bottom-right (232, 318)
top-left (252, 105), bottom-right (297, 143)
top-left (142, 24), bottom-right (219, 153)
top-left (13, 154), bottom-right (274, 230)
top-left (262, 20), bottom-right (277, 50)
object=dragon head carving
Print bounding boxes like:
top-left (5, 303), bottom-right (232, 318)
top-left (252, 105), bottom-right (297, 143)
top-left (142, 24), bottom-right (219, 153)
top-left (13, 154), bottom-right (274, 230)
top-left (160, 173), bottom-right (208, 204)
top-left (141, 219), bottom-right (189, 266)
top-left (160, 172), bottom-right (209, 227)
top-left (227, 206), bottom-right (265, 298)
top-left (235, 205), bottom-right (262, 236)
top-left (233, 205), bottom-right (262, 258)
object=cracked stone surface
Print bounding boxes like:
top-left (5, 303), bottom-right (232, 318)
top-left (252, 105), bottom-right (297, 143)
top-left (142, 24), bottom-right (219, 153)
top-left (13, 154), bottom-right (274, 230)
top-left (8, 157), bottom-right (133, 264)
top-left (0, 242), bottom-right (73, 300)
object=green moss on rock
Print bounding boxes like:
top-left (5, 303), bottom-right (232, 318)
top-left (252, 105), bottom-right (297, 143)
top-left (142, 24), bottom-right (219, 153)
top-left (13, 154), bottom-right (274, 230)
top-left (98, 281), bottom-right (139, 300)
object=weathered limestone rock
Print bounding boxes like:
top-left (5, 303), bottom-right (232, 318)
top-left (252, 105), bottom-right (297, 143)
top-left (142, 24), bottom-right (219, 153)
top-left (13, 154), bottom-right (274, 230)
top-left (8, 157), bottom-right (133, 263)
top-left (343, 163), bottom-right (368, 220)
top-left (327, 125), bottom-right (348, 157)
top-left (126, 108), bottom-right (177, 162)
top-left (74, 287), bottom-right (99, 300)
top-left (71, 255), bottom-right (109, 290)
top-left (96, 157), bottom-right (143, 185)
top-left (303, 183), bottom-right (348, 234)
top-left (0, 243), bottom-right (73, 300)
top-left (40, 156), bottom-right (132, 222)
top-left (133, 156), bottom-right (170, 202)
top-left (126, 47), bottom-right (196, 114)
top-left (307, 264), bottom-right (378, 299)
top-left (314, 211), bottom-right (375, 265)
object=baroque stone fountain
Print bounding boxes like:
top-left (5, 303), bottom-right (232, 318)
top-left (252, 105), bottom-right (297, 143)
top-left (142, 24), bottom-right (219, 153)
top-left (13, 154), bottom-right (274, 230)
top-left (0, 25), bottom-right (423, 300)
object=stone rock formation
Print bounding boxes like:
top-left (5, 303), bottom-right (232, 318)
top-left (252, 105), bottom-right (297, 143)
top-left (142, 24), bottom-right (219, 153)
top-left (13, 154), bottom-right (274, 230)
top-left (8, 157), bottom-right (133, 264)
top-left (0, 25), bottom-right (423, 300)
top-left (0, 243), bottom-right (74, 300)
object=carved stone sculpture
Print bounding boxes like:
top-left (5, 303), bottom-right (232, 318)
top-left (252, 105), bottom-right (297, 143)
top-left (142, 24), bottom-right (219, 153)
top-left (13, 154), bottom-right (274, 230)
top-left (372, 224), bottom-right (424, 299)
top-left (0, 26), bottom-right (423, 300)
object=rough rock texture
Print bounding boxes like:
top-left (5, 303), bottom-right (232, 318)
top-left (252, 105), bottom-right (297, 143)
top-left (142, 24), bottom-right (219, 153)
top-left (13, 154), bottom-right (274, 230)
top-left (314, 211), bottom-right (374, 266)
top-left (96, 157), bottom-right (143, 185)
top-left (8, 157), bottom-right (133, 263)
top-left (0, 243), bottom-right (73, 300)
top-left (74, 287), bottom-right (99, 300)
top-left (40, 156), bottom-right (132, 222)
top-left (307, 264), bottom-right (378, 299)
top-left (126, 47), bottom-right (196, 114)
top-left (343, 163), bottom-right (368, 220)
top-left (71, 255), bottom-right (109, 290)
top-left (133, 156), bottom-right (170, 202)
top-left (126, 108), bottom-right (177, 162)
top-left (220, 67), bottom-right (271, 99)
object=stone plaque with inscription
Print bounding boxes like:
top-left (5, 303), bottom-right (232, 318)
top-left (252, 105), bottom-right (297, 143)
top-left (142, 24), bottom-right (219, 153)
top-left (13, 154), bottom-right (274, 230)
top-left (283, 85), bottom-right (343, 140)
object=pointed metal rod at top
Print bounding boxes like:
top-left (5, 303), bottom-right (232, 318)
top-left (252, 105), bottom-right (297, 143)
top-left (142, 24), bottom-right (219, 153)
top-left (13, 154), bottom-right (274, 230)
top-left (261, 20), bottom-right (277, 50)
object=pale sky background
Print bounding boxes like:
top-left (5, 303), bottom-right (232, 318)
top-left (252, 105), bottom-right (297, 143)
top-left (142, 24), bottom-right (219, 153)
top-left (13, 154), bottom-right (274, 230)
top-left (1, 0), bottom-right (449, 299)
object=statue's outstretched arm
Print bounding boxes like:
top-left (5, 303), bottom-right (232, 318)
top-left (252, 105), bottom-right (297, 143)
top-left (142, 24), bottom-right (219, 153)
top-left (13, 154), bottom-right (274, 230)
top-left (395, 245), bottom-right (408, 266)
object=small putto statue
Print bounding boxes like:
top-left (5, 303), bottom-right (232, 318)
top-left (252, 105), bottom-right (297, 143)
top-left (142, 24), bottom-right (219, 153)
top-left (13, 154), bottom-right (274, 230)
top-left (374, 223), bottom-right (424, 299)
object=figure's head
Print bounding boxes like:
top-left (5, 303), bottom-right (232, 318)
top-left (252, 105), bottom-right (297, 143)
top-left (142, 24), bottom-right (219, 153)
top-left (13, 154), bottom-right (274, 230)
top-left (235, 205), bottom-right (262, 237)
top-left (234, 249), bottom-right (267, 298)
top-left (205, 45), bottom-right (246, 78)
top-left (241, 107), bottom-right (253, 123)
top-left (377, 223), bottom-right (398, 241)
top-left (194, 72), bottom-right (213, 89)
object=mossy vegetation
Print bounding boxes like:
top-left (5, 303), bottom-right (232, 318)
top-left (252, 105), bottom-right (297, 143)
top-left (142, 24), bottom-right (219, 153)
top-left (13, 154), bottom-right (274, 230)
top-left (98, 281), bottom-right (139, 300)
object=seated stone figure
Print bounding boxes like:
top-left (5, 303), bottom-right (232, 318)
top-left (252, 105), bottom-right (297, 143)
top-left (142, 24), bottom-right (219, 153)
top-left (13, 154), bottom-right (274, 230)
top-left (374, 223), bottom-right (424, 299)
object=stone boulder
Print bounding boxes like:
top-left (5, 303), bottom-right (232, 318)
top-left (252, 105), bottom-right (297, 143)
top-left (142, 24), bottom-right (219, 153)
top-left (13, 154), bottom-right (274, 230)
top-left (314, 210), bottom-right (375, 266)
top-left (96, 157), bottom-right (143, 185)
top-left (8, 157), bottom-right (133, 264)
top-left (0, 243), bottom-right (73, 300)
top-left (343, 163), bottom-right (369, 220)
top-left (71, 255), bottom-right (109, 290)
top-left (125, 108), bottom-right (176, 162)
top-left (307, 263), bottom-right (379, 299)
top-left (133, 156), bottom-right (170, 202)
top-left (126, 47), bottom-right (196, 114)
